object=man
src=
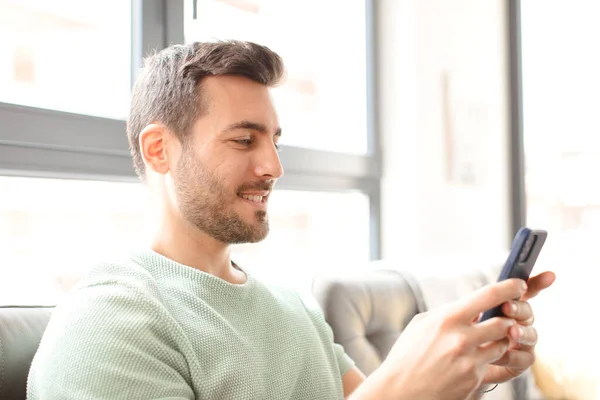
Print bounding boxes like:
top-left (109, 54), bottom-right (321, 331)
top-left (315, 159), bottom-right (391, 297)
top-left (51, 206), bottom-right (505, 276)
top-left (27, 41), bottom-right (555, 399)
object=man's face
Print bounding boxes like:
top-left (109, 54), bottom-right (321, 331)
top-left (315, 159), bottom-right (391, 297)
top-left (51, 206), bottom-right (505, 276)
top-left (171, 75), bottom-right (284, 244)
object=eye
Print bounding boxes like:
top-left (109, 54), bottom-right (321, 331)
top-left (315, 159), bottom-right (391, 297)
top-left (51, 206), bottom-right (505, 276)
top-left (233, 138), bottom-right (253, 147)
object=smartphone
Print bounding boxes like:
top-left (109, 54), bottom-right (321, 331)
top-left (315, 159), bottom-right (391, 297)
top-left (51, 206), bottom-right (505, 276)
top-left (479, 227), bottom-right (547, 322)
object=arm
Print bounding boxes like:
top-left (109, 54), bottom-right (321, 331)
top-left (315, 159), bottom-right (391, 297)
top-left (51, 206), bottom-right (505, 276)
top-left (342, 366), bottom-right (366, 399)
top-left (344, 366), bottom-right (396, 400)
top-left (27, 282), bottom-right (194, 400)
top-left (344, 368), bottom-right (492, 400)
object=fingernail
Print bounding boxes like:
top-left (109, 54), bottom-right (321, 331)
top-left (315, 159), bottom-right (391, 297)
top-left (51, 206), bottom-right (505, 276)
top-left (511, 302), bottom-right (518, 314)
top-left (518, 326), bottom-right (525, 338)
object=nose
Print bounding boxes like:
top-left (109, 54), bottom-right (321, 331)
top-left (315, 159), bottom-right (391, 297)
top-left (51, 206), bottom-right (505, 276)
top-left (253, 143), bottom-right (284, 180)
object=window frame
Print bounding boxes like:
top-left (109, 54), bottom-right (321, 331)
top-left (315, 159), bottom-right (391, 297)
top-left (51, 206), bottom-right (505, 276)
top-left (0, 0), bottom-right (382, 260)
top-left (508, 0), bottom-right (527, 241)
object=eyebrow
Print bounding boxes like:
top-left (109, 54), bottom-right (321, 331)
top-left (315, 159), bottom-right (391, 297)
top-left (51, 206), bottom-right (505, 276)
top-left (222, 120), bottom-right (282, 137)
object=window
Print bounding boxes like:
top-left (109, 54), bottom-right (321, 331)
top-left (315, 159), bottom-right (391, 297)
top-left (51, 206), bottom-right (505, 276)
top-left (0, 0), bottom-right (131, 119)
top-left (0, 177), bottom-right (370, 305)
top-left (0, 0), bottom-right (380, 304)
top-left (184, 0), bottom-right (369, 154)
top-left (233, 190), bottom-right (371, 291)
top-left (520, 1), bottom-right (600, 392)
top-left (0, 176), bottom-right (151, 305)
top-left (521, 0), bottom-right (600, 274)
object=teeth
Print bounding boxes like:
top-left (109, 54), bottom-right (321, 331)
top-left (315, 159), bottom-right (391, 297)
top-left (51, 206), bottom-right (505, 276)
top-left (241, 194), bottom-right (263, 203)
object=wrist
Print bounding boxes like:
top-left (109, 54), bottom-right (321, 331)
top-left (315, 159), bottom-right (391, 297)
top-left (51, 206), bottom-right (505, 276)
top-left (347, 368), bottom-right (403, 400)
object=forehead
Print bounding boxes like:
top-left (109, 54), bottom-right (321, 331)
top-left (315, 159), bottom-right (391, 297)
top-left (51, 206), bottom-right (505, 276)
top-left (200, 75), bottom-right (279, 125)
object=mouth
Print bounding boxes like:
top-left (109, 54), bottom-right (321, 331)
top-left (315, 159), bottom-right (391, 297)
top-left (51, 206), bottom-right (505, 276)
top-left (238, 191), bottom-right (270, 207)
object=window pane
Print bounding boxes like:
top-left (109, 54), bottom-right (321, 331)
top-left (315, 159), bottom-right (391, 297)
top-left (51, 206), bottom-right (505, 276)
top-left (522, 1), bottom-right (600, 271)
top-left (521, 1), bottom-right (600, 393)
top-left (0, 0), bottom-right (131, 119)
top-left (233, 190), bottom-right (371, 292)
top-left (1, 178), bottom-right (370, 304)
top-left (0, 177), bottom-right (150, 305)
top-left (184, 0), bottom-right (368, 154)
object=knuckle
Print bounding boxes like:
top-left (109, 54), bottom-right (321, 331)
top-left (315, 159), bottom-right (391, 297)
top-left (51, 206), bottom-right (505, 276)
top-left (449, 333), bottom-right (470, 355)
top-left (504, 349), bottom-right (515, 365)
top-left (439, 315), bottom-right (454, 331)
top-left (492, 338), bottom-right (510, 359)
top-left (506, 279), bottom-right (523, 296)
top-left (438, 307), bottom-right (457, 329)
top-left (497, 341), bottom-right (509, 358)
top-left (514, 349), bottom-right (535, 368)
top-left (517, 301), bottom-right (532, 319)
top-left (458, 358), bottom-right (477, 377)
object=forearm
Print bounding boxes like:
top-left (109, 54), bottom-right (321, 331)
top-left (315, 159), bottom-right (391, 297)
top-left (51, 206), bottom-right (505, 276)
top-left (346, 369), bottom-right (404, 400)
top-left (347, 368), bottom-right (491, 400)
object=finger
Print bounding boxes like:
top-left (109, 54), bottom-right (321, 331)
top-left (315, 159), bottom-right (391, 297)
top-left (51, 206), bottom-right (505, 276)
top-left (502, 300), bottom-right (533, 324)
top-left (523, 271), bottom-right (556, 301)
top-left (470, 317), bottom-right (515, 345)
top-left (454, 279), bottom-right (528, 322)
top-left (509, 325), bottom-right (538, 347)
top-left (490, 349), bottom-right (535, 370)
top-left (477, 338), bottom-right (510, 364)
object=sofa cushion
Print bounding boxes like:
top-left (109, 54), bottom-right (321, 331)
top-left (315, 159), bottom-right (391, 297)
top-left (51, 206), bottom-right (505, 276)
top-left (0, 306), bottom-right (53, 400)
top-left (312, 269), bottom-right (421, 376)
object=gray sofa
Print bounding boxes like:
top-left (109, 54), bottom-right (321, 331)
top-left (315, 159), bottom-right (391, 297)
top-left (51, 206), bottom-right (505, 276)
top-left (0, 306), bottom-right (53, 400)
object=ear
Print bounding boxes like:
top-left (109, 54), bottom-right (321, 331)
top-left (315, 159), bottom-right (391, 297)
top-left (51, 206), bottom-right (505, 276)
top-left (139, 124), bottom-right (174, 175)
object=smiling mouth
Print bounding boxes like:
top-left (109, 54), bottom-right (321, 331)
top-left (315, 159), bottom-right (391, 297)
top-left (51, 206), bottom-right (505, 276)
top-left (238, 192), bottom-right (270, 204)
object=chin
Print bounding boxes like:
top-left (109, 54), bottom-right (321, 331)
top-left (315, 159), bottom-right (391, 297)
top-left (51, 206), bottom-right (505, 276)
top-left (249, 224), bottom-right (269, 243)
top-left (228, 227), bottom-right (269, 244)
top-left (223, 210), bottom-right (269, 244)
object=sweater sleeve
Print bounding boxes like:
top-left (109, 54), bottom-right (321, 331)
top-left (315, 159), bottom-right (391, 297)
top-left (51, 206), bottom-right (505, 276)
top-left (26, 281), bottom-right (195, 400)
top-left (296, 291), bottom-right (356, 377)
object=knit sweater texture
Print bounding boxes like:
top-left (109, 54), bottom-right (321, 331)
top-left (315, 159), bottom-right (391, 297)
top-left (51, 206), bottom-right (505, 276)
top-left (27, 249), bottom-right (355, 399)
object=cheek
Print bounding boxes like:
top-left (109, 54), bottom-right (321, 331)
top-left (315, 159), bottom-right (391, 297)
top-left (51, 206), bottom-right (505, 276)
top-left (216, 163), bottom-right (247, 189)
top-left (210, 173), bottom-right (239, 203)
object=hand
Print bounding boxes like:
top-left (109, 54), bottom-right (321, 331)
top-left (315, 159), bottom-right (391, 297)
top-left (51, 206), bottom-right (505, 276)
top-left (372, 278), bottom-right (528, 400)
top-left (481, 271), bottom-right (556, 386)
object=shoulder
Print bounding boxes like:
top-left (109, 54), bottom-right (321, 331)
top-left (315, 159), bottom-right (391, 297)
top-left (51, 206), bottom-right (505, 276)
top-left (34, 254), bottom-right (183, 368)
top-left (28, 255), bottom-right (194, 399)
top-left (75, 252), bottom-right (162, 298)
top-left (45, 253), bottom-right (177, 339)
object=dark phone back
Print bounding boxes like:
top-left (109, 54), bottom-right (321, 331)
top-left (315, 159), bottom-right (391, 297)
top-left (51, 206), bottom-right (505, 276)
top-left (479, 227), bottom-right (547, 322)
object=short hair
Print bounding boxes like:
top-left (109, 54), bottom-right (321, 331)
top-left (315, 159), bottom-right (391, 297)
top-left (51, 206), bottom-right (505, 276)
top-left (126, 40), bottom-right (285, 179)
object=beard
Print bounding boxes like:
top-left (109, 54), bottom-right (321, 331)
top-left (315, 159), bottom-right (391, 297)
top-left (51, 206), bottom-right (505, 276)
top-left (173, 147), bottom-right (271, 244)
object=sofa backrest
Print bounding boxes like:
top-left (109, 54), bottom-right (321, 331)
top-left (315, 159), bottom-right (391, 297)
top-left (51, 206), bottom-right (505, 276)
top-left (0, 306), bottom-right (53, 400)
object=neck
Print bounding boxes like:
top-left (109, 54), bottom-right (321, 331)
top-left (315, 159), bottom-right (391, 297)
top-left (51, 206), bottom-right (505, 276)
top-left (150, 208), bottom-right (247, 285)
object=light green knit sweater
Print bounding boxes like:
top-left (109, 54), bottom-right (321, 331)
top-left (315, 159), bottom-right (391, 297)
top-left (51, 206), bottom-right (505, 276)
top-left (26, 250), bottom-right (355, 399)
